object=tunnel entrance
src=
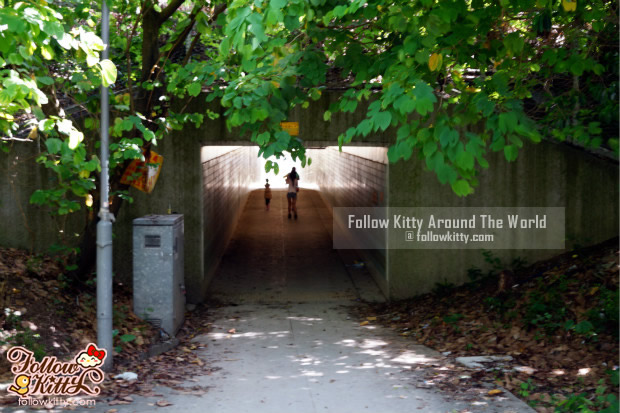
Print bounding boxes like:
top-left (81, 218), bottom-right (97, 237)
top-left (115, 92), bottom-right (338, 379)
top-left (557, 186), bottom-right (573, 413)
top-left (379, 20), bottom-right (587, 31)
top-left (201, 145), bottom-right (389, 304)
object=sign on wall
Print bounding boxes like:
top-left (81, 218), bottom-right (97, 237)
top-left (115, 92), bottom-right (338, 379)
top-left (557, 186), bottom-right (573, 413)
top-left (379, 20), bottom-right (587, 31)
top-left (120, 150), bottom-right (163, 194)
top-left (280, 122), bottom-right (299, 136)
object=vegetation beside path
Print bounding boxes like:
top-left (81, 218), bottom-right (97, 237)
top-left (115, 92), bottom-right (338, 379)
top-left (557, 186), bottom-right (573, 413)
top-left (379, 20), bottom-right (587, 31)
top-left (354, 238), bottom-right (619, 412)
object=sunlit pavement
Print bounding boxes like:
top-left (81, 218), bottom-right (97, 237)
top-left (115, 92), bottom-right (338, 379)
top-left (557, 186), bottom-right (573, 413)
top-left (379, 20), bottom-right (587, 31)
top-left (2, 190), bottom-right (533, 412)
top-left (193, 303), bottom-right (460, 413)
top-left (181, 189), bottom-right (533, 413)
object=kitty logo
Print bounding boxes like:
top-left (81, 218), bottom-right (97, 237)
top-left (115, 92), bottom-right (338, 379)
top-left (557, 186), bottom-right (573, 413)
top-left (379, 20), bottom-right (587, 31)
top-left (6, 343), bottom-right (106, 398)
top-left (76, 345), bottom-right (106, 368)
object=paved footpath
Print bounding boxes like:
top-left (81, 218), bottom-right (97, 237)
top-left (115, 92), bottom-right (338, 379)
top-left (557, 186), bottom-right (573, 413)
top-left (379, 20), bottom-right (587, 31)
top-left (7, 189), bottom-right (533, 413)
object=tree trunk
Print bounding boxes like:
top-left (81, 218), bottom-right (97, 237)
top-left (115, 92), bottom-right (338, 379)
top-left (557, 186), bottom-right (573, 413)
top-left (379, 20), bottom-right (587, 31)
top-left (71, 0), bottom-right (191, 282)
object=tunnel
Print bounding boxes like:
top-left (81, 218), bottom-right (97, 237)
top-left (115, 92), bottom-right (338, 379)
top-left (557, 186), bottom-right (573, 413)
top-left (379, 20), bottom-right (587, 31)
top-left (110, 139), bottom-right (619, 304)
top-left (106, 93), bottom-right (617, 304)
top-left (200, 144), bottom-right (389, 304)
top-left (0, 93), bottom-right (616, 303)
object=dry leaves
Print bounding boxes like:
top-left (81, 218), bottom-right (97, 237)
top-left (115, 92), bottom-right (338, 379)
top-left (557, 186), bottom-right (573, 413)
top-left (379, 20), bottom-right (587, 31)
top-left (0, 246), bottom-right (216, 408)
top-left (353, 239), bottom-right (619, 409)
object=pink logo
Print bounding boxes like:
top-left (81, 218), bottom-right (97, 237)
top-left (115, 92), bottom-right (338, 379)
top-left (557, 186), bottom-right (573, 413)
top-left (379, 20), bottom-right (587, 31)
top-left (6, 343), bottom-right (106, 398)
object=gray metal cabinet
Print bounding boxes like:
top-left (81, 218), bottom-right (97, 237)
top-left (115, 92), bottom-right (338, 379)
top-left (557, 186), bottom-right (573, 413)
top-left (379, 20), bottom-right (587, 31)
top-left (133, 214), bottom-right (185, 335)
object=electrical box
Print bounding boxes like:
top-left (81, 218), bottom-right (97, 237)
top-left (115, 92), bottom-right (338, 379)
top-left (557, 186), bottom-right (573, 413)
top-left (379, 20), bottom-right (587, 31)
top-left (133, 214), bottom-right (185, 336)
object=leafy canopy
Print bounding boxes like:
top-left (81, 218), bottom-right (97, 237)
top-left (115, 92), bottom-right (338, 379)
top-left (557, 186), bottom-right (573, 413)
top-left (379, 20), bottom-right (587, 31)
top-left (1, 0), bottom-right (617, 223)
top-left (217, 0), bottom-right (617, 196)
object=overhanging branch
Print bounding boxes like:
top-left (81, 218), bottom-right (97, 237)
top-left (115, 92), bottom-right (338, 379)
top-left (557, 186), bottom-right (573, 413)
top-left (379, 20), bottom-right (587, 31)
top-left (158, 0), bottom-right (187, 24)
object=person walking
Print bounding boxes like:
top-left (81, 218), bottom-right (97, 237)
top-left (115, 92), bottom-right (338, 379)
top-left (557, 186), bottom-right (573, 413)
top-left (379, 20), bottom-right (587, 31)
top-left (285, 167), bottom-right (299, 220)
top-left (264, 179), bottom-right (272, 211)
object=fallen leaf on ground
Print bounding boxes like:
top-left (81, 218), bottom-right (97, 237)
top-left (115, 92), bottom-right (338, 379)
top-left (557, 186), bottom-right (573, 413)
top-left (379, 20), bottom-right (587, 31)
top-left (108, 400), bottom-right (131, 406)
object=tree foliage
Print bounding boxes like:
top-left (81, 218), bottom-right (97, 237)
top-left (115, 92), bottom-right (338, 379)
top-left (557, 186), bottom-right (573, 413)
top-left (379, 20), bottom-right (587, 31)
top-left (216, 0), bottom-right (618, 196)
top-left (0, 0), bottom-right (617, 241)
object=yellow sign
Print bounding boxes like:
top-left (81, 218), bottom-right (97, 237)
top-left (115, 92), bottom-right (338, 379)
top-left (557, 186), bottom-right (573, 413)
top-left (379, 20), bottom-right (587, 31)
top-left (120, 150), bottom-right (163, 194)
top-left (280, 121), bottom-right (299, 136)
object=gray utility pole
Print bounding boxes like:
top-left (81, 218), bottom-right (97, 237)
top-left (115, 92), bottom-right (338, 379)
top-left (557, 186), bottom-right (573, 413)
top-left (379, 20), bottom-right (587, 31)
top-left (97, 0), bottom-right (114, 371)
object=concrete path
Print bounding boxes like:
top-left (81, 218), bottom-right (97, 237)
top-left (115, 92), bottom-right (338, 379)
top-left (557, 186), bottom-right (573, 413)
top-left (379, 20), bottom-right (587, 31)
top-left (7, 190), bottom-right (533, 412)
top-left (178, 189), bottom-right (532, 413)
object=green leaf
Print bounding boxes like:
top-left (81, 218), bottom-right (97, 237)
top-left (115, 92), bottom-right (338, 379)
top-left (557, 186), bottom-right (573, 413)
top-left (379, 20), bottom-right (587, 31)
top-left (398, 141), bottom-right (413, 160)
top-left (498, 112), bottom-right (518, 134)
top-left (121, 118), bottom-right (134, 131)
top-left (143, 129), bottom-right (155, 141)
top-left (187, 83), bottom-right (202, 97)
top-left (436, 163), bottom-right (457, 185)
top-left (474, 95), bottom-right (495, 116)
top-left (45, 138), bottom-right (62, 154)
top-left (29, 190), bottom-right (47, 205)
top-left (42, 20), bottom-right (64, 38)
top-left (0, 13), bottom-right (27, 33)
top-left (455, 151), bottom-right (474, 170)
top-left (394, 94), bottom-right (416, 115)
top-left (387, 145), bottom-right (400, 163)
top-left (439, 127), bottom-right (459, 147)
top-left (357, 119), bottom-right (373, 137)
top-left (271, 0), bottom-right (287, 9)
top-left (256, 131), bottom-right (270, 145)
top-left (503, 145), bottom-right (518, 162)
top-left (41, 45), bottom-right (54, 60)
top-left (120, 334), bottom-right (136, 343)
top-left (413, 80), bottom-right (437, 116)
top-left (396, 124), bottom-right (410, 141)
top-left (36, 76), bottom-right (54, 86)
top-left (423, 141), bottom-right (437, 157)
top-left (373, 111), bottom-right (392, 132)
top-left (451, 180), bottom-right (472, 197)
top-left (503, 32), bottom-right (524, 56)
top-left (251, 107), bottom-right (269, 122)
top-left (247, 13), bottom-right (267, 43)
top-left (574, 321), bottom-right (593, 335)
top-left (99, 59), bottom-right (117, 87)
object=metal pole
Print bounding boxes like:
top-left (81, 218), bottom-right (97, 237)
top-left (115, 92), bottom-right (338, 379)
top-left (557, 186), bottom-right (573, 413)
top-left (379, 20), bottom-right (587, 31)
top-left (97, 0), bottom-right (113, 371)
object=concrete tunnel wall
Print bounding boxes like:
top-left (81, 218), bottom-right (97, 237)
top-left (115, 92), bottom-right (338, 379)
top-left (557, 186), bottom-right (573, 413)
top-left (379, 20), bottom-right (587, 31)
top-left (305, 146), bottom-right (390, 295)
top-left (386, 139), bottom-right (619, 299)
top-left (114, 140), bottom-right (261, 304)
top-left (201, 146), bottom-right (261, 301)
top-left (1, 89), bottom-right (618, 303)
top-left (0, 140), bottom-right (87, 252)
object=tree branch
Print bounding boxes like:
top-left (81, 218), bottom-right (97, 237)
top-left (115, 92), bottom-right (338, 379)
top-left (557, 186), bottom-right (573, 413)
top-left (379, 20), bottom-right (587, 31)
top-left (162, 6), bottom-right (201, 60)
top-left (158, 0), bottom-right (187, 24)
top-left (182, 32), bottom-right (201, 65)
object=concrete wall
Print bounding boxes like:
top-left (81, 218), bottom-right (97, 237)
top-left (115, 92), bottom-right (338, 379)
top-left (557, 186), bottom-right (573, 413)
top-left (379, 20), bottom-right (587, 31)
top-left (0, 141), bottom-right (86, 252)
top-left (114, 141), bottom-right (261, 303)
top-left (386, 139), bottom-right (619, 299)
top-left (113, 133), bottom-right (205, 302)
top-left (306, 146), bottom-right (390, 294)
top-left (201, 146), bottom-right (260, 299)
top-left (308, 147), bottom-right (388, 208)
top-left (1, 91), bottom-right (618, 303)
top-left (174, 92), bottom-right (392, 146)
